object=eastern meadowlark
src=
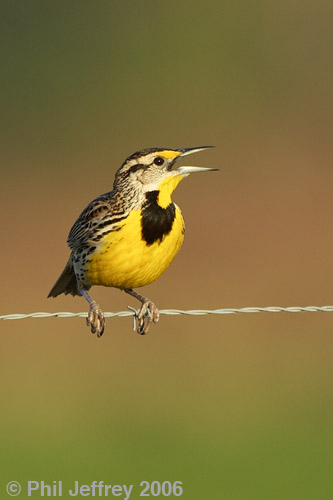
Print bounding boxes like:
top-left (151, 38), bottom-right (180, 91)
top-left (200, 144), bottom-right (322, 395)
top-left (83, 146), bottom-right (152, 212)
top-left (48, 146), bottom-right (216, 337)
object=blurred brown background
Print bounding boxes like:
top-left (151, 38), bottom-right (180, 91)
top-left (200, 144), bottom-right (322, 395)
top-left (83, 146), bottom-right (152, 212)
top-left (1, 1), bottom-right (333, 498)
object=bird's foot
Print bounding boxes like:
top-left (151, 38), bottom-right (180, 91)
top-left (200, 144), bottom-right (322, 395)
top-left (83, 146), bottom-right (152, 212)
top-left (136, 301), bottom-right (160, 335)
top-left (86, 303), bottom-right (105, 337)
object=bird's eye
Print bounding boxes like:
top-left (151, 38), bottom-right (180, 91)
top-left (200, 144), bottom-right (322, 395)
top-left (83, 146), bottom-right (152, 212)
top-left (154, 156), bottom-right (165, 166)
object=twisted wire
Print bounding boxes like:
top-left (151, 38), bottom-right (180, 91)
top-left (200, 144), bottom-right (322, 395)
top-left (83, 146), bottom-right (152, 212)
top-left (1, 305), bottom-right (333, 321)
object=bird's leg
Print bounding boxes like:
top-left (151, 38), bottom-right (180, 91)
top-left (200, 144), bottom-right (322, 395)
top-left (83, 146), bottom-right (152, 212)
top-left (124, 288), bottom-right (160, 335)
top-left (79, 288), bottom-right (105, 337)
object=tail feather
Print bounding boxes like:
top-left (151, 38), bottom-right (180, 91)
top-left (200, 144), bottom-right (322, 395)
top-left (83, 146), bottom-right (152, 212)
top-left (48, 255), bottom-right (80, 298)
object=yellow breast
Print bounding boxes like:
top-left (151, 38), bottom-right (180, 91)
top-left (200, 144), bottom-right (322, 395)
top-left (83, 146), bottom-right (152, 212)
top-left (84, 206), bottom-right (185, 289)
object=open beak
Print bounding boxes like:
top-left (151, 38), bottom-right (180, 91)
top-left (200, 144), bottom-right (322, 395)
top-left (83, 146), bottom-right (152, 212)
top-left (176, 146), bottom-right (218, 175)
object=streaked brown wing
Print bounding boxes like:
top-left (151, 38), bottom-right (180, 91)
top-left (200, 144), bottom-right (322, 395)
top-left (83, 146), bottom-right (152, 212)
top-left (67, 193), bottom-right (127, 250)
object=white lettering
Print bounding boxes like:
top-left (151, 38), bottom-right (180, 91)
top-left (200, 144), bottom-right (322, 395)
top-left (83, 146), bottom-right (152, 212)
top-left (28, 482), bottom-right (39, 496)
top-left (68, 481), bottom-right (79, 496)
top-left (123, 484), bottom-right (133, 500)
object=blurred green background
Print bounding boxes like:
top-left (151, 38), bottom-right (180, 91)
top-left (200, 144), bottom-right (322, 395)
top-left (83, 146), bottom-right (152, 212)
top-left (1, 1), bottom-right (333, 498)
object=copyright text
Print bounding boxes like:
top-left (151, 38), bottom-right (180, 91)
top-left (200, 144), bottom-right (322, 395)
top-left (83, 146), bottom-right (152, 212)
top-left (4, 480), bottom-right (183, 498)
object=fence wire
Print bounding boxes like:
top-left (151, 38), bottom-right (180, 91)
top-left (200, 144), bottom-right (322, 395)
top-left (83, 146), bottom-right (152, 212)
top-left (1, 305), bottom-right (333, 321)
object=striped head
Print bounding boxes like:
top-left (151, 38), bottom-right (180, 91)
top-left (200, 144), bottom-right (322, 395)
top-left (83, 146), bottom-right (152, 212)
top-left (114, 146), bottom-right (216, 206)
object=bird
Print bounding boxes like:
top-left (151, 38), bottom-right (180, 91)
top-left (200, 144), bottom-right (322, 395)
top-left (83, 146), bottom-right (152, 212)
top-left (48, 146), bottom-right (216, 337)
